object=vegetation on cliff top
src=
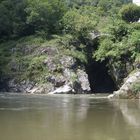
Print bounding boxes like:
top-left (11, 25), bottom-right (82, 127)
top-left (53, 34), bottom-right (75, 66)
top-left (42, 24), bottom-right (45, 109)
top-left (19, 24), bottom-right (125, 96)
top-left (0, 0), bottom-right (140, 85)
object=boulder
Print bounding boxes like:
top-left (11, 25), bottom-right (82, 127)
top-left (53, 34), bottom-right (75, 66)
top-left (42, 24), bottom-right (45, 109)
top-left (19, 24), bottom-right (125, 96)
top-left (77, 69), bottom-right (91, 92)
top-left (108, 70), bottom-right (140, 99)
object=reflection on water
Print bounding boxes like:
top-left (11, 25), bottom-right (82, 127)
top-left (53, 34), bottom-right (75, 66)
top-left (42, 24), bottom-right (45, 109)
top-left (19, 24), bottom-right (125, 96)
top-left (0, 94), bottom-right (140, 140)
top-left (112, 99), bottom-right (140, 127)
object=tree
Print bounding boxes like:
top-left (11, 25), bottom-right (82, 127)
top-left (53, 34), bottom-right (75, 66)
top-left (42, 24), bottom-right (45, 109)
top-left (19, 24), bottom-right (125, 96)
top-left (26, 0), bottom-right (67, 34)
top-left (62, 7), bottom-right (97, 39)
top-left (0, 0), bottom-right (32, 39)
top-left (119, 4), bottom-right (140, 22)
top-left (0, 0), bottom-right (14, 39)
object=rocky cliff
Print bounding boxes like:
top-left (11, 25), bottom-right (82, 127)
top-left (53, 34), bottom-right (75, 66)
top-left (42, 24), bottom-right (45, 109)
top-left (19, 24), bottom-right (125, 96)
top-left (0, 37), bottom-right (91, 94)
top-left (0, 35), bottom-right (139, 96)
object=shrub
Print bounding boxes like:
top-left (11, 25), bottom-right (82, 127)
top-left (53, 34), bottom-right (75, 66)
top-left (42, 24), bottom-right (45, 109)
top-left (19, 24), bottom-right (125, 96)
top-left (119, 4), bottom-right (140, 22)
top-left (131, 82), bottom-right (140, 95)
top-left (26, 56), bottom-right (48, 81)
top-left (62, 8), bottom-right (96, 38)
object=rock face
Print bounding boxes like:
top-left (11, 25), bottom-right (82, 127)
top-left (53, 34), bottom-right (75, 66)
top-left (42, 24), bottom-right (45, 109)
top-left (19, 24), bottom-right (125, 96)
top-left (76, 69), bottom-right (91, 93)
top-left (6, 48), bottom-right (91, 94)
top-left (108, 61), bottom-right (134, 88)
top-left (108, 70), bottom-right (140, 99)
top-left (8, 80), bottom-right (35, 93)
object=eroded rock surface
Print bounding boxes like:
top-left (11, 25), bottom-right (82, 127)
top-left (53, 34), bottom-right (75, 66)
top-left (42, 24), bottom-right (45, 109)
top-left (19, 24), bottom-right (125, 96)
top-left (108, 70), bottom-right (140, 99)
top-left (6, 49), bottom-right (91, 94)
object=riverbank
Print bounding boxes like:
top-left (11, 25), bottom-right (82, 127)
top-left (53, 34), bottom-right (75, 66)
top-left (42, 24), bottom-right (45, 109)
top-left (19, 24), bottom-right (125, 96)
top-left (0, 1), bottom-right (140, 98)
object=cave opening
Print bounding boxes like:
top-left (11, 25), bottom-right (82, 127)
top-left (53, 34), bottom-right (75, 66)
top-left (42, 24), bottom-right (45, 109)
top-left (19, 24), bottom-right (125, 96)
top-left (86, 61), bottom-right (117, 93)
top-left (0, 79), bottom-right (9, 92)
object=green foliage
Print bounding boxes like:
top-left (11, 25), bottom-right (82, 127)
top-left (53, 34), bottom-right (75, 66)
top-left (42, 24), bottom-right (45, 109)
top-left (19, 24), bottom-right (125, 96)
top-left (66, 0), bottom-right (132, 9)
top-left (131, 82), bottom-right (140, 95)
top-left (94, 13), bottom-right (140, 64)
top-left (26, 56), bottom-right (48, 81)
top-left (17, 35), bottom-right (45, 46)
top-left (26, 0), bottom-right (67, 35)
top-left (0, 0), bottom-right (13, 38)
top-left (98, 0), bottom-right (113, 12)
top-left (0, 0), bottom-right (33, 39)
top-left (108, 20), bottom-right (129, 41)
top-left (0, 0), bottom-right (139, 87)
top-left (0, 35), bottom-right (47, 80)
top-left (0, 0), bottom-right (67, 39)
top-left (94, 38), bottom-right (114, 61)
top-left (62, 7), bottom-right (97, 38)
top-left (119, 4), bottom-right (140, 22)
top-left (0, 0), bottom-right (133, 40)
top-left (128, 30), bottom-right (140, 47)
top-left (64, 49), bottom-right (87, 63)
top-left (0, 40), bottom-right (17, 76)
top-left (94, 19), bottom-right (130, 61)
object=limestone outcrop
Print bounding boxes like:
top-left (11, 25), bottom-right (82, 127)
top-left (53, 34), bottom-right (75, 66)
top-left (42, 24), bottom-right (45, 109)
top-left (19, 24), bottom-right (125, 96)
top-left (108, 70), bottom-right (140, 99)
top-left (6, 49), bottom-right (91, 94)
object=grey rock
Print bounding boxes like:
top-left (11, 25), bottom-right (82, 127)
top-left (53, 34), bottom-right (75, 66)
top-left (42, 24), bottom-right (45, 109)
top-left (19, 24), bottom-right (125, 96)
top-left (46, 75), bottom-right (66, 87)
top-left (9, 59), bottom-right (19, 72)
top-left (27, 83), bottom-right (54, 94)
top-left (63, 69), bottom-right (75, 80)
top-left (77, 69), bottom-right (91, 92)
top-left (8, 79), bottom-right (35, 93)
top-left (17, 45), bottom-right (38, 55)
top-left (38, 47), bottom-right (58, 55)
top-left (73, 81), bottom-right (82, 93)
top-left (4, 44), bottom-right (92, 94)
top-left (108, 70), bottom-right (140, 99)
top-left (44, 58), bottom-right (57, 72)
top-left (48, 84), bottom-right (73, 94)
top-left (60, 56), bottom-right (76, 68)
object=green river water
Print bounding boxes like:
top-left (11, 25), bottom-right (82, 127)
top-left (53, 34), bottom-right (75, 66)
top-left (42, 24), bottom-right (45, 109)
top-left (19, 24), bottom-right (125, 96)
top-left (0, 93), bottom-right (140, 140)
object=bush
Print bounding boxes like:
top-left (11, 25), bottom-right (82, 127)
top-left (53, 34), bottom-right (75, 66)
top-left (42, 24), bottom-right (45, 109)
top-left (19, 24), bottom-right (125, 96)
top-left (119, 4), bottom-right (140, 22)
top-left (131, 82), bottom-right (140, 94)
top-left (62, 7), bottom-right (96, 38)
top-left (26, 0), bottom-right (67, 34)
top-left (26, 56), bottom-right (48, 81)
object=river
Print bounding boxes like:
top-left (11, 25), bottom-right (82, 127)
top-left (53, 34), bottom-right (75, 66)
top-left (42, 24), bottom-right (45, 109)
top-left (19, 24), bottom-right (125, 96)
top-left (0, 93), bottom-right (140, 140)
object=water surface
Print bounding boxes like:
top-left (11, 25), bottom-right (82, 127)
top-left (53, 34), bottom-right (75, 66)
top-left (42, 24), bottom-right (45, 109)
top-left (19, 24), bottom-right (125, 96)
top-left (0, 93), bottom-right (140, 140)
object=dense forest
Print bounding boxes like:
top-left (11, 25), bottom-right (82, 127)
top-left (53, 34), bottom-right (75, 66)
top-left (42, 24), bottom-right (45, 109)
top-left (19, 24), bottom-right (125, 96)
top-left (0, 0), bottom-right (140, 95)
top-left (0, 0), bottom-right (137, 39)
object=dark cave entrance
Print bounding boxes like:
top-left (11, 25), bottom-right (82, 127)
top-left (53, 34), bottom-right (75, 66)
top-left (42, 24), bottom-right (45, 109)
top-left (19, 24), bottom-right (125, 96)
top-left (0, 79), bottom-right (9, 92)
top-left (86, 61), bottom-right (117, 93)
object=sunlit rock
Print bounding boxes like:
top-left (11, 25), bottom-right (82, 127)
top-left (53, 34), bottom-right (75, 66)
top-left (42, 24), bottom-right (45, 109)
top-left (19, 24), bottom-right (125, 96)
top-left (48, 85), bottom-right (73, 94)
top-left (108, 70), bottom-right (140, 99)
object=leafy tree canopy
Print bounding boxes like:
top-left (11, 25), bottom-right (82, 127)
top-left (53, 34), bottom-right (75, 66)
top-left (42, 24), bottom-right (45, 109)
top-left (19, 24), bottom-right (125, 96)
top-left (119, 4), bottom-right (140, 22)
